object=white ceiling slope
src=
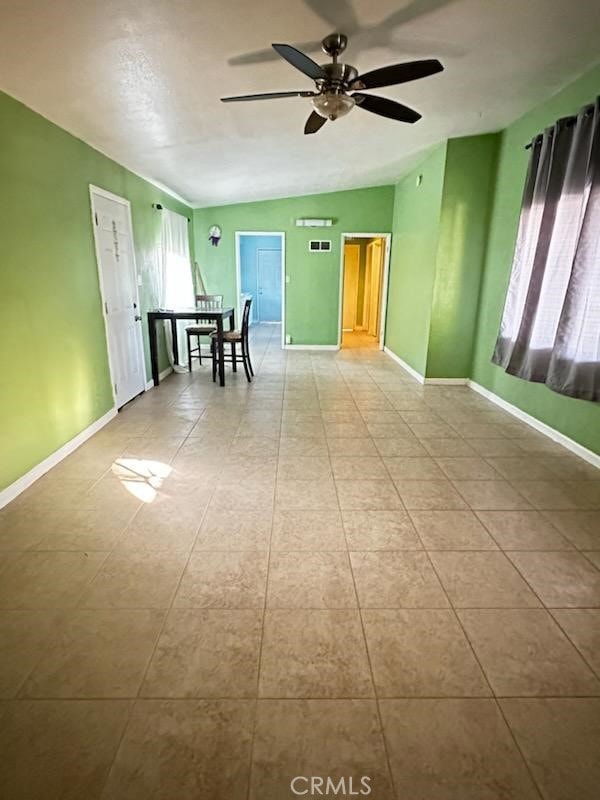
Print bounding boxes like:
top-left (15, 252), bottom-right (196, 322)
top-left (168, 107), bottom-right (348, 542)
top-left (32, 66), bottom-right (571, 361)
top-left (0, 0), bottom-right (599, 207)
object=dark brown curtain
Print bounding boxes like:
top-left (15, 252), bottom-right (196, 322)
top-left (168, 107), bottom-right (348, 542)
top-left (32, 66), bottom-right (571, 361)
top-left (493, 97), bottom-right (600, 401)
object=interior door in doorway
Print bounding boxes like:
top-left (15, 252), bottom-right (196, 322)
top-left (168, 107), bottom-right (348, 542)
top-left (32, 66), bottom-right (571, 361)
top-left (257, 248), bottom-right (282, 322)
top-left (342, 244), bottom-right (361, 330)
top-left (367, 239), bottom-right (384, 338)
top-left (90, 189), bottom-right (146, 408)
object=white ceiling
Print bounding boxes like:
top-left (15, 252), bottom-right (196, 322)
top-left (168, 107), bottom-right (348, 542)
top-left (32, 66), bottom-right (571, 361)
top-left (1, 0), bottom-right (599, 207)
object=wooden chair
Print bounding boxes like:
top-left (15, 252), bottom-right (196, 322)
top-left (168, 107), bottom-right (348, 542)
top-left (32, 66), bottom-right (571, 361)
top-left (186, 294), bottom-right (223, 371)
top-left (211, 297), bottom-right (254, 383)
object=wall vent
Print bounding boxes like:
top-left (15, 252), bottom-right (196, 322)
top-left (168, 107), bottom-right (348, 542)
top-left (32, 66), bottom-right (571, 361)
top-left (308, 240), bottom-right (332, 253)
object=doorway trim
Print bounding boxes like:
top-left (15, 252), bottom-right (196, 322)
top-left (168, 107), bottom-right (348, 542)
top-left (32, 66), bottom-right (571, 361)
top-left (234, 231), bottom-right (286, 349)
top-left (338, 233), bottom-right (392, 350)
top-left (89, 184), bottom-right (146, 406)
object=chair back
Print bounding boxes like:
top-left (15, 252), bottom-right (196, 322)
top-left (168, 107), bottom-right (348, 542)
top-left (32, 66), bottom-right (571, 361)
top-left (241, 297), bottom-right (252, 339)
top-left (196, 294), bottom-right (223, 311)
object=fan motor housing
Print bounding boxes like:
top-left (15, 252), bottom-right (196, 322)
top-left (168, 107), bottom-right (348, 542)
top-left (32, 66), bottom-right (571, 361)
top-left (318, 62), bottom-right (358, 90)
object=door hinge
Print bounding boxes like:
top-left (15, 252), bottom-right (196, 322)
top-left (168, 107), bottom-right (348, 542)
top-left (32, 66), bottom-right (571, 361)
top-left (114, 383), bottom-right (118, 395)
top-left (104, 301), bottom-right (109, 314)
top-left (94, 212), bottom-right (99, 226)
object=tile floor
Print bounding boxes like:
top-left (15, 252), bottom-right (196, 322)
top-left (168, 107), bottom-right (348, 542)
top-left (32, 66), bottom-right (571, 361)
top-left (1, 323), bottom-right (599, 799)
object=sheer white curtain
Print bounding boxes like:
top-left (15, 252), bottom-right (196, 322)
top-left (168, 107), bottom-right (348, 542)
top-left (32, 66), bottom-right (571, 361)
top-left (160, 209), bottom-right (195, 372)
top-left (493, 97), bottom-right (600, 401)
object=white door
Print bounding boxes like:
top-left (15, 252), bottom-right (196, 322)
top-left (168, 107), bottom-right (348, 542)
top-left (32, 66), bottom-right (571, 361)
top-left (367, 240), bottom-right (383, 338)
top-left (90, 187), bottom-right (146, 408)
top-left (342, 244), bottom-right (361, 331)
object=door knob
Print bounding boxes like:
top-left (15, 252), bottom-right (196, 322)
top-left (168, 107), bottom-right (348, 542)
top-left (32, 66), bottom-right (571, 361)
top-left (134, 315), bottom-right (142, 321)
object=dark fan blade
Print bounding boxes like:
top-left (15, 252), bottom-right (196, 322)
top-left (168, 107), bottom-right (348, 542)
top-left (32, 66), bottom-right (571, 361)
top-left (353, 93), bottom-right (421, 123)
top-left (272, 44), bottom-right (326, 80)
top-left (221, 91), bottom-right (315, 103)
top-left (304, 111), bottom-right (327, 135)
top-left (304, 0), bottom-right (359, 33)
top-left (352, 59), bottom-right (443, 90)
top-left (228, 41), bottom-right (322, 67)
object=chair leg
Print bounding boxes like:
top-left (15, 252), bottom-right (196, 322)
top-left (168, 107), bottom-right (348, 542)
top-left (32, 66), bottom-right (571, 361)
top-left (197, 335), bottom-right (202, 365)
top-left (245, 335), bottom-right (255, 376)
top-left (231, 342), bottom-right (237, 372)
top-left (211, 338), bottom-right (217, 383)
top-left (241, 340), bottom-right (252, 382)
top-left (187, 331), bottom-right (192, 373)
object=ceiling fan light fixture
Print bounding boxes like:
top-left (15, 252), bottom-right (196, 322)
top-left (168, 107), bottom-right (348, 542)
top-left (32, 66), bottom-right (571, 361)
top-left (311, 91), bottom-right (355, 121)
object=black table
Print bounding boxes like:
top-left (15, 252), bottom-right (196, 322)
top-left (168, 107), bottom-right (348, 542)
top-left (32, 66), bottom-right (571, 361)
top-left (147, 307), bottom-right (235, 387)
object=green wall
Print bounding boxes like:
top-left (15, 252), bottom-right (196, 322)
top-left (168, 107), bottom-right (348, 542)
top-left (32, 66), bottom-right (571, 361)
top-left (0, 91), bottom-right (193, 492)
top-left (471, 64), bottom-right (600, 453)
top-left (385, 145), bottom-right (447, 374)
top-left (193, 186), bottom-right (394, 345)
top-left (427, 134), bottom-right (499, 378)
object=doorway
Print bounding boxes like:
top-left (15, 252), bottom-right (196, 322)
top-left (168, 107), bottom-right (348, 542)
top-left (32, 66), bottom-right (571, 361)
top-left (90, 186), bottom-right (146, 408)
top-left (339, 234), bottom-right (391, 349)
top-left (236, 233), bottom-right (284, 338)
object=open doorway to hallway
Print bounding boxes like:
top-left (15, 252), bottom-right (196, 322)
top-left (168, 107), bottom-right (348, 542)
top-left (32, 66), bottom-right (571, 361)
top-left (340, 234), bottom-right (390, 349)
top-left (236, 233), bottom-right (284, 345)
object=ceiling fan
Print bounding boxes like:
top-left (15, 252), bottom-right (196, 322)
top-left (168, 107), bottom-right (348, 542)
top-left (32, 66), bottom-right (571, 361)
top-left (221, 33), bottom-right (443, 135)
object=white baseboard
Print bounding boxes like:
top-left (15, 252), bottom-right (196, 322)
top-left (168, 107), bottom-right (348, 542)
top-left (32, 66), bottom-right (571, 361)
top-left (0, 408), bottom-right (118, 509)
top-left (383, 347), bottom-right (425, 384)
top-left (283, 344), bottom-right (340, 351)
top-left (468, 380), bottom-right (600, 468)
top-left (145, 366), bottom-right (174, 390)
top-left (425, 378), bottom-right (469, 386)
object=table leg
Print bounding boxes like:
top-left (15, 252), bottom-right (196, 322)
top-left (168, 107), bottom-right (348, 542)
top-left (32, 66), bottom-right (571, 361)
top-left (170, 316), bottom-right (179, 366)
top-left (217, 317), bottom-right (225, 387)
top-left (149, 316), bottom-right (159, 386)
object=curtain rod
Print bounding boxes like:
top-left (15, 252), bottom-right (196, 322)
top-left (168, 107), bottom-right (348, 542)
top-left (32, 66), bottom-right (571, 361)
top-left (524, 103), bottom-right (596, 149)
top-left (152, 203), bottom-right (191, 222)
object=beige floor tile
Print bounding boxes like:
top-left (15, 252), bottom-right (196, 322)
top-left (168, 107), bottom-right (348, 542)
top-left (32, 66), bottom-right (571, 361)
top-left (140, 609), bottom-right (262, 697)
top-left (507, 551), bottom-right (600, 607)
top-left (330, 456), bottom-right (388, 480)
top-left (21, 609), bottom-right (164, 698)
top-left (373, 437), bottom-right (428, 456)
top-left (467, 438), bottom-right (524, 457)
top-left (173, 551), bottom-right (268, 608)
top-left (259, 609), bottom-right (373, 697)
top-left (249, 699), bottom-right (394, 800)
top-left (363, 609), bottom-right (490, 697)
top-left (217, 454), bottom-right (277, 482)
top-left (335, 479), bottom-right (402, 510)
top-left (551, 609), bottom-right (600, 677)
top-left (512, 480), bottom-right (581, 510)
top-left (280, 420), bottom-right (325, 438)
top-left (565, 481), bottom-right (600, 510)
top-left (476, 510), bottom-right (573, 550)
top-left (393, 479), bottom-right (468, 510)
top-left (79, 552), bottom-right (187, 609)
top-left (342, 509), bottom-right (421, 550)
top-left (0, 699), bottom-right (131, 800)
top-left (436, 457), bottom-right (500, 481)
top-left (545, 511), bottom-right (600, 549)
top-left (381, 698), bottom-right (539, 799)
top-left (350, 551), bottom-right (449, 608)
top-left (271, 509), bottom-right (346, 550)
top-left (421, 438), bottom-right (478, 457)
top-left (0, 610), bottom-right (64, 698)
top-left (325, 421), bottom-right (370, 438)
top-left (453, 480), bottom-right (531, 510)
top-left (267, 551), bottom-right (356, 609)
top-left (116, 500), bottom-right (203, 554)
top-left (410, 510), bottom-right (498, 550)
top-left (500, 698), bottom-right (600, 800)
top-left (275, 478), bottom-right (338, 510)
top-left (278, 437), bottom-right (329, 457)
top-left (384, 457), bottom-right (446, 480)
top-left (0, 508), bottom-right (61, 551)
top-left (229, 435), bottom-right (279, 457)
top-left (195, 507), bottom-right (272, 550)
top-left (459, 609), bottom-right (600, 696)
top-left (0, 551), bottom-right (107, 609)
top-left (211, 480), bottom-right (275, 509)
top-left (429, 552), bottom-right (541, 608)
top-left (485, 456), bottom-right (555, 481)
top-left (102, 699), bottom-right (254, 799)
top-left (408, 422), bottom-right (460, 439)
top-left (326, 437), bottom-right (379, 456)
top-left (584, 550), bottom-right (600, 569)
top-left (277, 456), bottom-right (331, 481)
